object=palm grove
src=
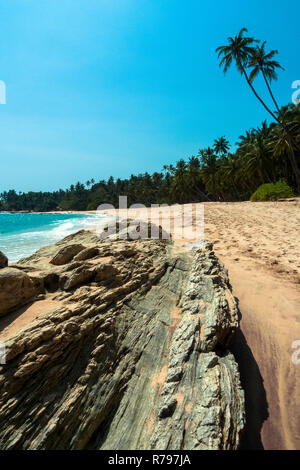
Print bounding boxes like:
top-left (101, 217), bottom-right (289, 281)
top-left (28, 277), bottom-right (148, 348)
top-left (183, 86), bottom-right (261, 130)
top-left (1, 28), bottom-right (299, 212)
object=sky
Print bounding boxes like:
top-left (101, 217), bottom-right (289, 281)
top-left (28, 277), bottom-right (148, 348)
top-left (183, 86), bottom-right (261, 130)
top-left (0, 0), bottom-right (299, 192)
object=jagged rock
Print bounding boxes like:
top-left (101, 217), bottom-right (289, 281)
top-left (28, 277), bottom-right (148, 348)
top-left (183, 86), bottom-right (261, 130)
top-left (0, 268), bottom-right (43, 316)
top-left (0, 251), bottom-right (8, 269)
top-left (0, 231), bottom-right (245, 450)
top-left (50, 244), bottom-right (85, 265)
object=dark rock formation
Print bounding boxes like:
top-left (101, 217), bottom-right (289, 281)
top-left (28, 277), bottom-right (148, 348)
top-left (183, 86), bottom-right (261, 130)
top-left (0, 251), bottom-right (8, 269)
top-left (0, 230), bottom-right (245, 450)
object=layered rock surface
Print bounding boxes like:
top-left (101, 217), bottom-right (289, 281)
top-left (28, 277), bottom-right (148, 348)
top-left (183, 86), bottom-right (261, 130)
top-left (0, 230), bottom-right (245, 450)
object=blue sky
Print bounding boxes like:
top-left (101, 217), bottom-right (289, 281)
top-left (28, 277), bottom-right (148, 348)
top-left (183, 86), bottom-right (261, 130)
top-left (0, 0), bottom-right (299, 192)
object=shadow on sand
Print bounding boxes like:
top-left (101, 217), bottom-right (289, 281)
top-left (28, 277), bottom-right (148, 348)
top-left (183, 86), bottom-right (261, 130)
top-left (231, 298), bottom-right (269, 450)
top-left (0, 302), bottom-right (35, 335)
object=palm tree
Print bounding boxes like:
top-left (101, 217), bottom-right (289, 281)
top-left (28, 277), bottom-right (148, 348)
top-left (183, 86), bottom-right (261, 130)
top-left (171, 159), bottom-right (189, 203)
top-left (216, 28), bottom-right (278, 121)
top-left (242, 124), bottom-right (273, 184)
top-left (268, 107), bottom-right (300, 181)
top-left (219, 153), bottom-right (244, 199)
top-left (186, 156), bottom-right (210, 201)
top-left (199, 148), bottom-right (220, 199)
top-left (214, 136), bottom-right (230, 156)
top-left (249, 42), bottom-right (300, 152)
top-left (248, 41), bottom-right (284, 113)
top-left (217, 29), bottom-right (300, 191)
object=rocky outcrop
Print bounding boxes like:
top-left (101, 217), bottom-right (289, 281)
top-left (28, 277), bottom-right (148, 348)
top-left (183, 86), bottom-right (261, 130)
top-left (0, 230), bottom-right (245, 450)
top-left (0, 251), bottom-right (8, 269)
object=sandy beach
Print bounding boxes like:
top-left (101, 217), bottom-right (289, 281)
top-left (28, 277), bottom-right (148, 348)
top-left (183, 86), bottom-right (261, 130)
top-left (203, 200), bottom-right (300, 450)
top-left (99, 198), bottom-right (300, 449)
top-left (1, 199), bottom-right (299, 449)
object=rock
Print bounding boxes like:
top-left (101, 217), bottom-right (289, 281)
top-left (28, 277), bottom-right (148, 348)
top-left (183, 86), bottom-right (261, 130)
top-left (73, 247), bottom-right (99, 261)
top-left (0, 268), bottom-right (43, 316)
top-left (0, 232), bottom-right (245, 450)
top-left (99, 219), bottom-right (171, 241)
top-left (0, 251), bottom-right (8, 269)
top-left (94, 263), bottom-right (119, 282)
top-left (50, 244), bottom-right (85, 265)
top-left (62, 265), bottom-right (95, 291)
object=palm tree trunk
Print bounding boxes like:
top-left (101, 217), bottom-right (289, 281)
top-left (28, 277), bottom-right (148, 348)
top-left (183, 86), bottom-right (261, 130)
top-left (241, 65), bottom-right (279, 122)
top-left (261, 69), bottom-right (281, 113)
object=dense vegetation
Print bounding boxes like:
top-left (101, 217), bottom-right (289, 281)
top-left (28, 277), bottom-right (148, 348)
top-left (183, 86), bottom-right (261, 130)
top-left (250, 181), bottom-right (295, 201)
top-left (1, 29), bottom-right (299, 212)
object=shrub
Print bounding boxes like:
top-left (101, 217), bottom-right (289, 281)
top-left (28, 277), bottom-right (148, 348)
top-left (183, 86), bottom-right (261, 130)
top-left (250, 182), bottom-right (295, 201)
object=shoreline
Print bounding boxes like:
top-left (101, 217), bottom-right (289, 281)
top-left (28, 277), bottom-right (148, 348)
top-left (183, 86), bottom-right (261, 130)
top-left (1, 196), bottom-right (299, 215)
top-left (0, 211), bottom-right (104, 264)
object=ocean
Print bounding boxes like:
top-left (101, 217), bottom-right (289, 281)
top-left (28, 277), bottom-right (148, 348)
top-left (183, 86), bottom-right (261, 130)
top-left (0, 212), bottom-right (104, 263)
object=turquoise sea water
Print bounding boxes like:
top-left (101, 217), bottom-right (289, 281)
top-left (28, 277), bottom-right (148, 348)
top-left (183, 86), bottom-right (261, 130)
top-left (0, 212), bottom-right (103, 263)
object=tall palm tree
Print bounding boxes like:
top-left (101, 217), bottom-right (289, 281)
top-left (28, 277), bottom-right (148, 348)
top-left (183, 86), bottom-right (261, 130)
top-left (186, 156), bottom-right (210, 201)
top-left (213, 136), bottom-right (230, 156)
top-left (217, 29), bottom-right (300, 191)
top-left (248, 43), bottom-right (300, 189)
top-left (248, 41), bottom-right (284, 113)
top-left (171, 159), bottom-right (189, 203)
top-left (216, 28), bottom-right (278, 121)
top-left (219, 153), bottom-right (242, 199)
top-left (199, 148), bottom-right (220, 199)
top-left (242, 124), bottom-right (273, 184)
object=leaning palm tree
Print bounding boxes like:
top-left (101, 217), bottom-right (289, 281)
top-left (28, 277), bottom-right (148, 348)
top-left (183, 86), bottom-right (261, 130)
top-left (217, 29), bottom-right (300, 192)
top-left (248, 43), bottom-right (300, 189)
top-left (248, 41), bottom-right (284, 113)
top-left (216, 28), bottom-right (277, 121)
